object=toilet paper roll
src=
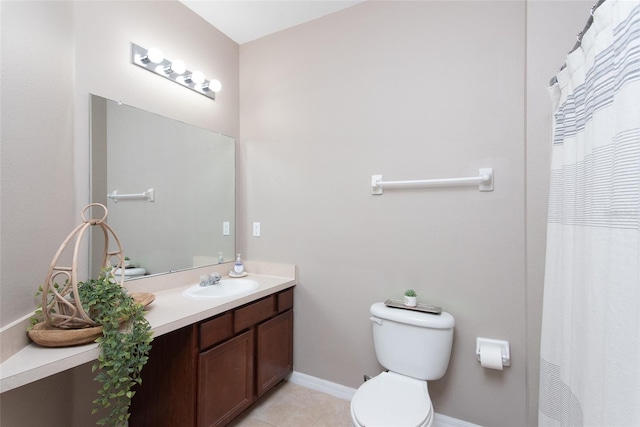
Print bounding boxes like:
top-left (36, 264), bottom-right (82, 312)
top-left (479, 343), bottom-right (504, 370)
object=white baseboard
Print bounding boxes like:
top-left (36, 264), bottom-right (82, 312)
top-left (434, 413), bottom-right (482, 427)
top-left (287, 370), bottom-right (357, 401)
top-left (286, 371), bottom-right (482, 427)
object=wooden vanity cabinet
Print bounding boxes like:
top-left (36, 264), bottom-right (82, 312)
top-left (130, 287), bottom-right (294, 427)
top-left (198, 288), bottom-right (294, 427)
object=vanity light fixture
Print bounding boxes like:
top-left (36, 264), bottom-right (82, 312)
top-left (131, 43), bottom-right (221, 100)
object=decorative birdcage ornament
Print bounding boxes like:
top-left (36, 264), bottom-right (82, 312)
top-left (40, 203), bottom-right (125, 329)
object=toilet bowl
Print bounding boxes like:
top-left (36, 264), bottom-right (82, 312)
top-left (350, 302), bottom-right (455, 427)
top-left (350, 372), bottom-right (433, 427)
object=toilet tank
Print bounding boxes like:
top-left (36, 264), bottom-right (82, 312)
top-left (370, 302), bottom-right (455, 381)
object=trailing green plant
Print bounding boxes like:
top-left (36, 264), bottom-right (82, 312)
top-left (404, 289), bottom-right (417, 297)
top-left (30, 270), bottom-right (153, 426)
top-left (77, 270), bottom-right (153, 426)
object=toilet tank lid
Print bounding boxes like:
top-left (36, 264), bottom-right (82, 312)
top-left (370, 302), bottom-right (455, 329)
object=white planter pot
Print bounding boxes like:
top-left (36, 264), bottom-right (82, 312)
top-left (404, 296), bottom-right (417, 307)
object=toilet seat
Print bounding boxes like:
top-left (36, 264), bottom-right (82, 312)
top-left (351, 372), bottom-right (433, 427)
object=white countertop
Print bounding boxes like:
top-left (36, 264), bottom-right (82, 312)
top-left (0, 262), bottom-right (296, 394)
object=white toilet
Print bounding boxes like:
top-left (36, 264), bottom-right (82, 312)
top-left (350, 302), bottom-right (455, 427)
top-left (113, 267), bottom-right (147, 280)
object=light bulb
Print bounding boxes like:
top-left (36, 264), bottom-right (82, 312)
top-left (207, 79), bottom-right (222, 93)
top-left (190, 70), bottom-right (205, 85)
top-left (146, 47), bottom-right (164, 64)
top-left (170, 59), bottom-right (186, 75)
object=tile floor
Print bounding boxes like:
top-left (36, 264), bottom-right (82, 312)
top-left (229, 381), bottom-right (353, 427)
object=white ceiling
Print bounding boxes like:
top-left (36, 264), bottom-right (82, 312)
top-left (180, 1), bottom-right (364, 45)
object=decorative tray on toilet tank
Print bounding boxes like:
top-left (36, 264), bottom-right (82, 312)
top-left (384, 299), bottom-right (442, 315)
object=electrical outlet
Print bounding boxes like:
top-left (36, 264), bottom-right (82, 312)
top-left (253, 222), bottom-right (261, 237)
top-left (223, 221), bottom-right (230, 236)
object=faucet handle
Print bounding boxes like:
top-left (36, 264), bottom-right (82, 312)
top-left (210, 272), bottom-right (221, 284)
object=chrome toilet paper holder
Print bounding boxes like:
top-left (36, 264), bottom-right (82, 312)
top-left (475, 337), bottom-right (511, 367)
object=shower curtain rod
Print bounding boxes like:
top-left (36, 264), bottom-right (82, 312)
top-left (549, 0), bottom-right (607, 86)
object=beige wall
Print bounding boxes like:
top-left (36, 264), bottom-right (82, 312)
top-left (240, 2), bottom-right (526, 425)
top-left (1, 1), bottom-right (596, 426)
top-left (1, 0), bottom-right (76, 328)
top-left (1, 0), bottom-right (239, 328)
top-left (239, 1), bottom-right (593, 426)
top-left (0, 1), bottom-right (238, 425)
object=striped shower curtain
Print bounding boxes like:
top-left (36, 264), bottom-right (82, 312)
top-left (539, 1), bottom-right (640, 426)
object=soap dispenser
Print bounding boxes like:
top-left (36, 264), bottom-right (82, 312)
top-left (234, 254), bottom-right (244, 275)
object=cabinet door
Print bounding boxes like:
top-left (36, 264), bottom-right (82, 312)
top-left (256, 309), bottom-right (293, 397)
top-left (129, 324), bottom-right (197, 427)
top-left (198, 329), bottom-right (254, 427)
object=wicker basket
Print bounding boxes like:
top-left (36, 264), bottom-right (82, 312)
top-left (28, 323), bottom-right (104, 347)
top-left (28, 293), bottom-right (155, 347)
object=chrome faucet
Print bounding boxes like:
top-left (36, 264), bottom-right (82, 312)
top-left (199, 272), bottom-right (221, 287)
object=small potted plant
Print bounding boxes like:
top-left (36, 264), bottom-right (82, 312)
top-left (404, 289), bottom-right (418, 307)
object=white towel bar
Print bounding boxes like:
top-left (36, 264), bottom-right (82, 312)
top-left (107, 188), bottom-right (155, 203)
top-left (371, 168), bottom-right (493, 195)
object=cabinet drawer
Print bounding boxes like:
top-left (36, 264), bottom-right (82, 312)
top-left (200, 312), bottom-right (233, 350)
top-left (277, 288), bottom-right (294, 313)
top-left (234, 296), bottom-right (276, 333)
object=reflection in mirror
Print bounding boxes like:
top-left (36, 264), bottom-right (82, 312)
top-left (90, 95), bottom-right (235, 279)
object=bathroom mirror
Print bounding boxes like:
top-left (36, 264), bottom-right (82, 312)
top-left (89, 94), bottom-right (235, 279)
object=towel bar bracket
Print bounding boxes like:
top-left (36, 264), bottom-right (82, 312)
top-left (478, 168), bottom-right (494, 192)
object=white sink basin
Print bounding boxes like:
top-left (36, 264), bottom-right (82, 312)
top-left (182, 278), bottom-right (259, 299)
